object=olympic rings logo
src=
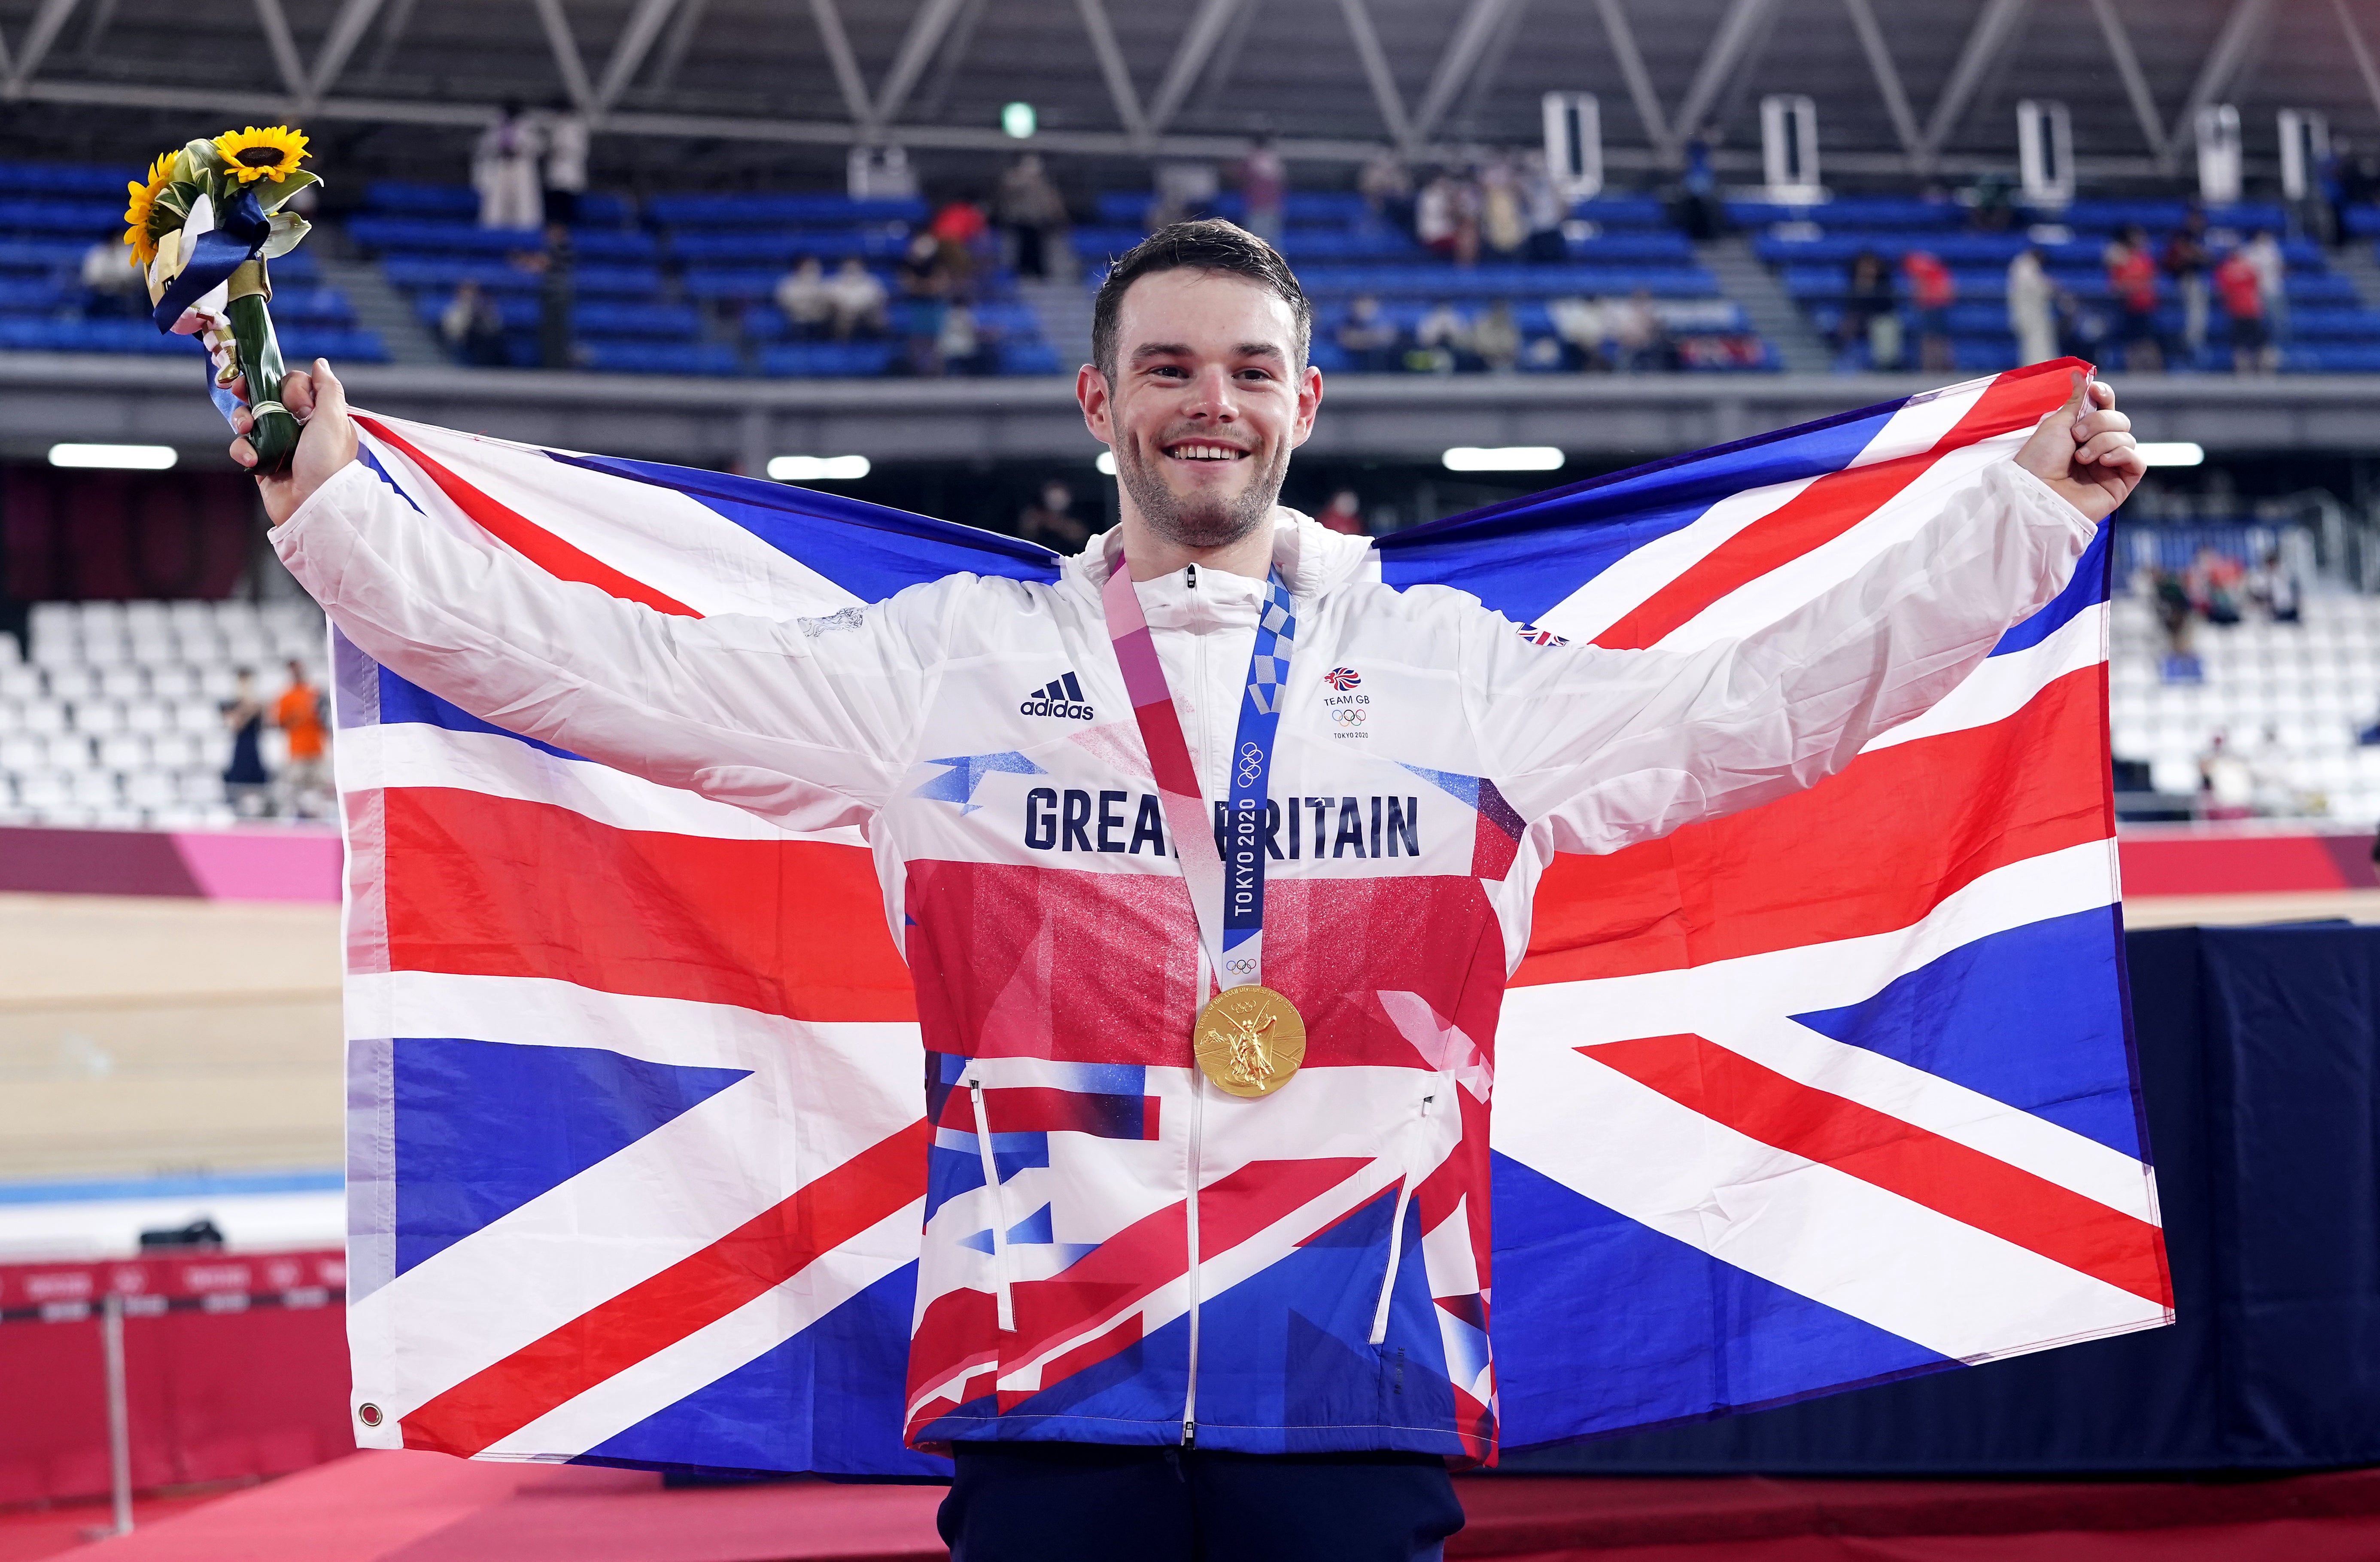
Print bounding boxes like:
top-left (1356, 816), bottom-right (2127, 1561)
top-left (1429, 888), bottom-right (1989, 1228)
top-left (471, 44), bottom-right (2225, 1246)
top-left (1225, 958), bottom-right (1258, 974)
top-left (1330, 707), bottom-right (1366, 726)
top-left (1236, 743), bottom-right (1265, 784)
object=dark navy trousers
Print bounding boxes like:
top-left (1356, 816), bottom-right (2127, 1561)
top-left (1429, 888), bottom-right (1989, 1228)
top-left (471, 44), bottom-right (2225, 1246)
top-left (938, 1442), bottom-right (1464, 1562)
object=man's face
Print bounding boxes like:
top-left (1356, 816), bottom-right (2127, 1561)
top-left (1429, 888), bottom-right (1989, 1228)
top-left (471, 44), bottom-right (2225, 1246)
top-left (1079, 268), bottom-right (1321, 554)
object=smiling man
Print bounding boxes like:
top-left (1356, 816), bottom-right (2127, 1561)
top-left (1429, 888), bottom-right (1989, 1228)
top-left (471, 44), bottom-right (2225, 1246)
top-left (237, 219), bottom-right (2141, 1562)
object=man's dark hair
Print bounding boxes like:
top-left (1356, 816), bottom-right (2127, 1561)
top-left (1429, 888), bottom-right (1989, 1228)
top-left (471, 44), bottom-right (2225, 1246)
top-left (1090, 219), bottom-right (1311, 382)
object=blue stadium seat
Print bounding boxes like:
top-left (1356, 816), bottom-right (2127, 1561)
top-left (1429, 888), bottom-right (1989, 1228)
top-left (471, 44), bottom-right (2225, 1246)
top-left (0, 237), bottom-right (88, 272)
top-left (364, 182), bottom-right (481, 218)
top-left (0, 162), bottom-right (126, 198)
top-left (667, 227), bottom-right (910, 264)
top-left (759, 341), bottom-right (896, 377)
top-left (580, 340), bottom-right (744, 375)
top-left (0, 199), bottom-right (123, 234)
top-left (1729, 196), bottom-right (1964, 230)
top-left (999, 341), bottom-right (1062, 375)
top-left (574, 265), bottom-right (666, 300)
top-left (648, 193), bottom-right (925, 226)
top-left (575, 301), bottom-right (702, 340)
top-left (382, 257), bottom-right (544, 293)
top-left (413, 291), bottom-right (543, 330)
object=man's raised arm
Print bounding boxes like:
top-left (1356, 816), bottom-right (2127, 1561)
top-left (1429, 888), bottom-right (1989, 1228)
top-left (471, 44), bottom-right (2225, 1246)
top-left (1463, 373), bottom-right (2146, 854)
top-left (231, 362), bottom-right (935, 828)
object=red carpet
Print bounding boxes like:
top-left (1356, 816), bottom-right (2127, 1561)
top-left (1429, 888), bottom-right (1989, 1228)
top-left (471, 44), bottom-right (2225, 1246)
top-left (55, 1451), bottom-right (2380, 1561)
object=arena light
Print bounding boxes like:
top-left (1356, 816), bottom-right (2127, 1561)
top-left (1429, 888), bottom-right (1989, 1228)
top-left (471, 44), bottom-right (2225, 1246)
top-left (1095, 451), bottom-right (1118, 476)
top-left (1442, 446), bottom-right (1565, 473)
top-left (767, 454), bottom-right (870, 481)
top-left (49, 442), bottom-right (177, 470)
top-left (2134, 442), bottom-right (2205, 467)
top-left (1002, 101), bottom-right (1037, 139)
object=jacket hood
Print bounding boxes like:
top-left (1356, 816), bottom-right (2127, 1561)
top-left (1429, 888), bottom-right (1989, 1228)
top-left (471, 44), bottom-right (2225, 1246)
top-left (1062, 507), bottom-right (1376, 604)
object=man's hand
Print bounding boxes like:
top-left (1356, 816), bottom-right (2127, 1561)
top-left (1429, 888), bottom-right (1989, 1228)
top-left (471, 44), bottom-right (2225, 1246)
top-left (230, 359), bottom-right (359, 526)
top-left (2012, 371), bottom-right (2146, 524)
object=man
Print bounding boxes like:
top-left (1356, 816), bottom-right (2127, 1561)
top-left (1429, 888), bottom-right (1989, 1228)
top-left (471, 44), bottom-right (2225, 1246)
top-left (231, 221), bottom-right (2142, 1562)
top-left (274, 659), bottom-right (330, 819)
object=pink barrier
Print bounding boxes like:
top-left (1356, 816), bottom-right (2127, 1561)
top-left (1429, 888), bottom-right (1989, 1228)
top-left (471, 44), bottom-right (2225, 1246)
top-left (0, 825), bottom-right (342, 902)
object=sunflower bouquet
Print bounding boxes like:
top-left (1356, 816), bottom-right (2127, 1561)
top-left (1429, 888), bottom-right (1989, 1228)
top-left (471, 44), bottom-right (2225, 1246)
top-left (125, 126), bottom-right (316, 474)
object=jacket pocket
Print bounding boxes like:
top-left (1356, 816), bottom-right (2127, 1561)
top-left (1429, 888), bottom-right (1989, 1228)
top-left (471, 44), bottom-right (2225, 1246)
top-left (1368, 1085), bottom-right (1438, 1346)
top-left (967, 1076), bottom-right (1016, 1332)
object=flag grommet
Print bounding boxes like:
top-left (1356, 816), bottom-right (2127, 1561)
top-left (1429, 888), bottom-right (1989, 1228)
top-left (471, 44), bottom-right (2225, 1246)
top-left (357, 1403), bottom-right (383, 1428)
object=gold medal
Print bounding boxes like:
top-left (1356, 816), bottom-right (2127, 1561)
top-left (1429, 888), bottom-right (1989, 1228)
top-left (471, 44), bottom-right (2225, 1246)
top-left (1193, 985), bottom-right (1306, 1098)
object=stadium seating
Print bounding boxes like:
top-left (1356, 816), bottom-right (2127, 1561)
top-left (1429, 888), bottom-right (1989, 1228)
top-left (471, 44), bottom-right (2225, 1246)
top-left (351, 181), bottom-right (1055, 377)
top-left (0, 598), bottom-right (328, 829)
top-left (0, 160), bottom-right (388, 363)
top-left (2100, 520), bottom-right (2380, 822)
top-left (1079, 190), bottom-right (1776, 374)
top-left (1748, 195), bottom-right (2380, 373)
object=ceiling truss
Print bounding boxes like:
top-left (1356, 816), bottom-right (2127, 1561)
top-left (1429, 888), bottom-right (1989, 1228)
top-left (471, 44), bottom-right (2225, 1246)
top-left (0, 0), bottom-right (2366, 178)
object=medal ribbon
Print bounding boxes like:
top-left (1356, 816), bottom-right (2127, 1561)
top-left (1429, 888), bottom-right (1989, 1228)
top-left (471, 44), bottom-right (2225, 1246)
top-left (1101, 554), bottom-right (1297, 993)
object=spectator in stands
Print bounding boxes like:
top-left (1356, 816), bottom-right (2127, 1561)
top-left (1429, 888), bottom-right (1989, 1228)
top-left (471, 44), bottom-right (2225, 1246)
top-left (1416, 171), bottom-right (1479, 266)
top-left (897, 230), bottom-right (953, 376)
top-left (539, 102), bottom-right (589, 227)
top-left (1901, 250), bottom-right (1956, 374)
top-left (2241, 228), bottom-right (2288, 344)
top-left (996, 154), bottom-right (1069, 280)
top-left (929, 196), bottom-right (990, 301)
top-left (1316, 490), bottom-right (1366, 536)
top-left (2151, 568), bottom-right (2195, 661)
top-left (2319, 138), bottom-right (2356, 249)
top-left (1610, 289), bottom-right (1669, 373)
top-left (2006, 246), bottom-right (2058, 366)
top-left (439, 279), bottom-right (508, 367)
top-left (775, 257), bottom-right (835, 340)
top-left (536, 222), bottom-right (575, 371)
top-left (1838, 249), bottom-right (1898, 371)
top-left (276, 660), bottom-right (330, 819)
top-left (2214, 243), bottom-right (2274, 375)
top-left (2104, 225), bottom-right (2163, 373)
top-left (2159, 209), bottom-right (2210, 364)
top-left (1358, 148), bottom-right (1414, 235)
top-left (473, 102), bottom-right (543, 231)
top-left (1479, 158), bottom-right (1527, 261)
top-left (1964, 172), bottom-right (2016, 233)
top-left (221, 669), bottom-right (270, 818)
top-left (939, 304), bottom-right (997, 376)
top-left (2249, 548), bottom-right (2301, 623)
top-left (1519, 151), bottom-right (1567, 262)
top-left (826, 258), bottom-right (889, 339)
top-left (2198, 731), bottom-right (2254, 821)
top-left (2185, 545), bottom-right (2244, 626)
top-left (1334, 295), bottom-right (1401, 372)
top-left (1017, 481), bottom-right (1089, 550)
top-left (1237, 134), bottom-right (1286, 246)
top-left (1679, 125), bottom-right (1721, 241)
top-left (79, 240), bottom-right (143, 318)
top-left (1547, 295), bottom-right (1611, 371)
top-left (1471, 299), bottom-right (1523, 373)
top-left (1410, 300), bottom-right (1471, 372)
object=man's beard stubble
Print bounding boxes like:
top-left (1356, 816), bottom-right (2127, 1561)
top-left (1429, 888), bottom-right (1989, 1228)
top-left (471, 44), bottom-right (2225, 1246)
top-left (1113, 433), bottom-right (1291, 554)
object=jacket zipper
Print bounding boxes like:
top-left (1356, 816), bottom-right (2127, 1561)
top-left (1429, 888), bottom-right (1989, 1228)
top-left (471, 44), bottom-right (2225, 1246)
top-left (967, 1077), bottom-right (1016, 1333)
top-left (1181, 559), bottom-right (1205, 1446)
top-left (1368, 1091), bottom-right (1435, 1346)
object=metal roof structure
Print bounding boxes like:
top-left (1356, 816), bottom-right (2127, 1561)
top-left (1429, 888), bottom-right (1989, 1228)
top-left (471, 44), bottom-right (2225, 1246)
top-left (0, 0), bottom-right (2376, 190)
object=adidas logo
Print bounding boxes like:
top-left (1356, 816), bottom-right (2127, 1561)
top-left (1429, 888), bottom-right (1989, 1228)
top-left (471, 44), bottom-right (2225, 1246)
top-left (1019, 671), bottom-right (1096, 721)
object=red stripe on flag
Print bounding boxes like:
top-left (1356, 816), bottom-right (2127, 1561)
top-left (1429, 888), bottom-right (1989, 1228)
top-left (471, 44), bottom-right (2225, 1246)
top-left (1593, 361), bottom-right (2081, 651)
top-left (356, 416), bottom-right (699, 618)
top-left (384, 787), bottom-right (918, 1022)
top-left (400, 1117), bottom-right (931, 1457)
top-left (1582, 1032), bottom-right (2171, 1307)
top-left (905, 1157), bottom-right (1370, 1412)
top-left (1515, 664), bottom-right (2108, 985)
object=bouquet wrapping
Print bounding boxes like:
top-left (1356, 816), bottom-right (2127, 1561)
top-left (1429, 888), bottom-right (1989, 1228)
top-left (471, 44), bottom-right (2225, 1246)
top-left (126, 127), bottom-right (317, 474)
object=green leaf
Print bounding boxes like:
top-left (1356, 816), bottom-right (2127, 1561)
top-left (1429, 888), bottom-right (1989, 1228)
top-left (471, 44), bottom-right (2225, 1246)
top-left (261, 210), bottom-right (312, 259)
top-left (253, 168), bottom-right (321, 212)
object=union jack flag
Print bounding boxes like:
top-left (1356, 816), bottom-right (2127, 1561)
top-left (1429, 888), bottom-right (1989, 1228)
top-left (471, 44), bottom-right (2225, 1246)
top-left (1324, 666), bottom-right (1363, 691)
top-left (330, 357), bottom-right (2167, 1474)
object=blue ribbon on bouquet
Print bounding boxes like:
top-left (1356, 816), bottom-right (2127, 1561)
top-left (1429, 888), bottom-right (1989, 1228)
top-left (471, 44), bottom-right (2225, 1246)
top-left (150, 187), bottom-right (271, 333)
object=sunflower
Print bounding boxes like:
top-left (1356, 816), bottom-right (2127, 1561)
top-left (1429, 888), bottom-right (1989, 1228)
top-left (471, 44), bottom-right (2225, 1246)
top-left (213, 125), bottom-right (309, 184)
top-left (122, 152), bottom-right (173, 270)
